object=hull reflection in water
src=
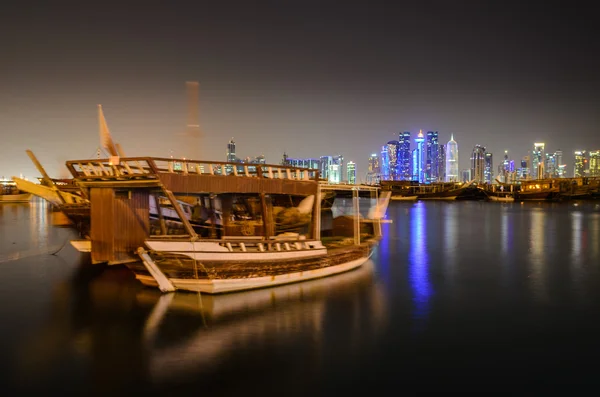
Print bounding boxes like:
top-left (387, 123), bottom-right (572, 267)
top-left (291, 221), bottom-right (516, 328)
top-left (137, 260), bottom-right (387, 384)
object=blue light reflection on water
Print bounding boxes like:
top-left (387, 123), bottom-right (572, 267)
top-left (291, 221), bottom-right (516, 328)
top-left (408, 202), bottom-right (432, 324)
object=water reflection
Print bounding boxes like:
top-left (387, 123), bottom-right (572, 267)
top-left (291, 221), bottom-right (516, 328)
top-left (408, 202), bottom-right (432, 325)
top-left (528, 210), bottom-right (548, 302)
top-left (443, 204), bottom-right (458, 281)
top-left (13, 261), bottom-right (387, 391)
top-left (0, 199), bottom-right (72, 263)
top-left (571, 212), bottom-right (583, 269)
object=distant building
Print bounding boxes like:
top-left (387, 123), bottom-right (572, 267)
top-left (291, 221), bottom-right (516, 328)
top-left (283, 154), bottom-right (320, 170)
top-left (380, 146), bottom-right (390, 180)
top-left (471, 145), bottom-right (486, 184)
top-left (532, 143), bottom-right (545, 179)
top-left (398, 132), bottom-right (412, 180)
top-left (425, 131), bottom-right (439, 183)
top-left (386, 141), bottom-right (400, 180)
top-left (590, 150), bottom-right (600, 177)
top-left (412, 130), bottom-right (425, 183)
top-left (227, 138), bottom-right (237, 163)
top-left (347, 161), bottom-right (356, 184)
top-left (445, 134), bottom-right (459, 182)
top-left (437, 144), bottom-right (446, 182)
top-left (573, 150), bottom-right (588, 177)
top-left (461, 169), bottom-right (471, 183)
top-left (366, 153), bottom-right (380, 184)
top-left (484, 152), bottom-right (493, 184)
top-left (320, 155), bottom-right (344, 183)
top-left (555, 150), bottom-right (566, 177)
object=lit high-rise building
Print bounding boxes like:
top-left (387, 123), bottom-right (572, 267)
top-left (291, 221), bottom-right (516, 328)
top-left (347, 161), bottom-right (356, 184)
top-left (226, 138), bottom-right (237, 162)
top-left (445, 134), bottom-right (459, 182)
top-left (437, 144), bottom-right (446, 182)
top-left (319, 155), bottom-right (333, 180)
top-left (484, 152), bottom-right (493, 184)
top-left (574, 150), bottom-right (588, 177)
top-left (386, 141), bottom-right (399, 180)
top-left (471, 145), bottom-right (486, 183)
top-left (367, 153), bottom-right (380, 185)
top-left (590, 150), bottom-right (600, 177)
top-left (412, 130), bottom-right (425, 183)
top-left (380, 146), bottom-right (390, 180)
top-left (555, 150), bottom-right (565, 177)
top-left (425, 131), bottom-right (439, 183)
top-left (398, 132), bottom-right (412, 180)
top-left (532, 143), bottom-right (545, 179)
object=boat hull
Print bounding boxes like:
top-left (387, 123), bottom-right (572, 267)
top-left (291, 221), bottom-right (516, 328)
top-left (0, 193), bottom-right (32, 203)
top-left (390, 195), bottom-right (418, 201)
top-left (135, 255), bottom-right (369, 293)
top-left (488, 195), bottom-right (515, 202)
top-left (128, 243), bottom-right (373, 294)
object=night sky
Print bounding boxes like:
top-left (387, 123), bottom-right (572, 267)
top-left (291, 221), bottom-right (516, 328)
top-left (1, 1), bottom-right (599, 180)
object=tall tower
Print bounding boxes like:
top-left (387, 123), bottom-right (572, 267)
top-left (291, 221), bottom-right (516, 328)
top-left (589, 150), bottom-right (600, 177)
top-left (398, 132), bottom-right (411, 180)
top-left (227, 138), bottom-right (236, 162)
top-left (347, 161), bottom-right (356, 184)
top-left (445, 134), bottom-right (459, 182)
top-left (532, 143), bottom-right (545, 179)
top-left (412, 130), bottom-right (425, 183)
top-left (437, 144), bottom-right (446, 182)
top-left (386, 140), bottom-right (399, 180)
top-left (185, 81), bottom-right (202, 160)
top-left (367, 153), bottom-right (380, 185)
top-left (574, 150), bottom-right (588, 177)
top-left (471, 145), bottom-right (486, 183)
top-left (425, 131), bottom-right (439, 183)
top-left (484, 152), bottom-right (493, 184)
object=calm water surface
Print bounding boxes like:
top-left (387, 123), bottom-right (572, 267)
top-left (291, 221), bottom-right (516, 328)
top-left (1, 198), bottom-right (600, 394)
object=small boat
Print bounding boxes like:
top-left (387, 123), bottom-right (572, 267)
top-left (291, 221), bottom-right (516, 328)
top-left (515, 179), bottom-right (561, 201)
top-left (488, 194), bottom-right (514, 202)
top-left (390, 195), bottom-right (418, 201)
top-left (0, 179), bottom-right (33, 203)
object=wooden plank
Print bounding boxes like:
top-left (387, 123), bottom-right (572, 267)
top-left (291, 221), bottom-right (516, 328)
top-left (90, 188), bottom-right (115, 263)
top-left (157, 173), bottom-right (318, 196)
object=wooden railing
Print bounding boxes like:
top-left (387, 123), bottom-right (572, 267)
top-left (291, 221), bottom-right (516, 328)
top-left (66, 157), bottom-right (320, 181)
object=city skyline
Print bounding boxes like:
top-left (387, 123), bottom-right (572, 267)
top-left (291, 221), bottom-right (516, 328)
top-left (1, 2), bottom-right (600, 180)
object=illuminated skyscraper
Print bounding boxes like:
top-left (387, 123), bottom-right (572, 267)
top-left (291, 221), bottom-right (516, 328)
top-left (471, 145), bottom-right (486, 183)
top-left (226, 138), bottom-right (237, 162)
top-left (347, 161), bottom-right (356, 184)
top-left (445, 134), bottom-right (459, 182)
top-left (437, 144), bottom-right (446, 182)
top-left (412, 130), bottom-right (425, 183)
top-left (590, 150), bottom-right (600, 177)
top-left (398, 132), bottom-right (411, 180)
top-left (554, 150), bottom-right (565, 177)
top-left (532, 143), bottom-right (545, 179)
top-left (380, 146), bottom-right (390, 180)
top-left (367, 153), bottom-right (380, 185)
top-left (574, 150), bottom-right (588, 177)
top-left (425, 131), bottom-right (439, 183)
top-left (386, 141), bottom-right (399, 180)
top-left (484, 152), bottom-right (493, 184)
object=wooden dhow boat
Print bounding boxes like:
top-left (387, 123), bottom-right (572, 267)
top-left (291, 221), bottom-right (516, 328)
top-left (0, 179), bottom-right (33, 203)
top-left (64, 155), bottom-right (391, 294)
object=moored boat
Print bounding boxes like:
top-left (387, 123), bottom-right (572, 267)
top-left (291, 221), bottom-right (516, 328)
top-left (0, 179), bottom-right (33, 203)
top-left (64, 156), bottom-right (390, 293)
top-left (390, 195), bottom-right (418, 201)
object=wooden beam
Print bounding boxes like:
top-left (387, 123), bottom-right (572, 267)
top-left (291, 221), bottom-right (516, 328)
top-left (161, 188), bottom-right (198, 240)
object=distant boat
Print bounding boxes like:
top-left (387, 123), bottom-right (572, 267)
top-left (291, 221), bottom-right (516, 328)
top-left (390, 195), bottom-right (418, 201)
top-left (488, 194), bottom-right (515, 203)
top-left (0, 178), bottom-right (32, 203)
